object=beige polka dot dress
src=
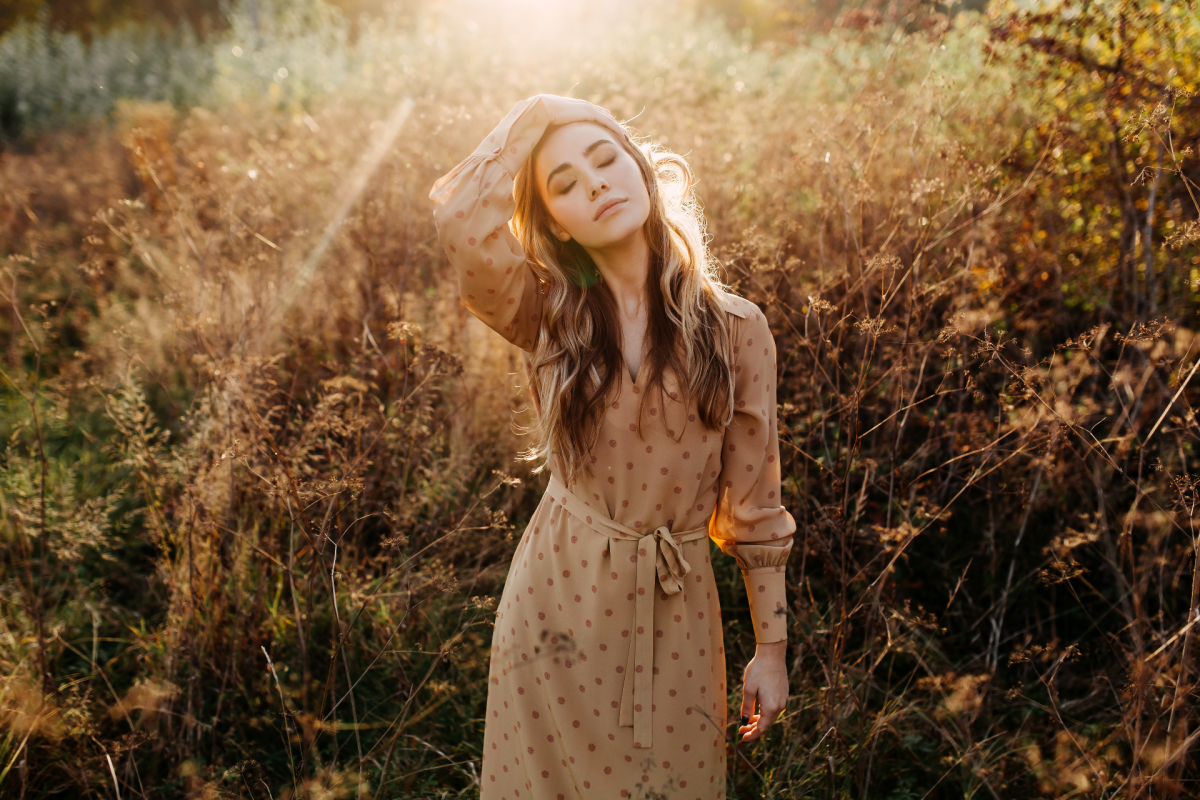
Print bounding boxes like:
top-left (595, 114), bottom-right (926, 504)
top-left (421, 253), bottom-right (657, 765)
top-left (429, 97), bottom-right (795, 800)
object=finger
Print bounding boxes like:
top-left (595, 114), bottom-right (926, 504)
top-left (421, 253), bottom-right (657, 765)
top-left (549, 98), bottom-right (623, 134)
top-left (738, 714), bottom-right (761, 742)
top-left (739, 683), bottom-right (755, 724)
top-left (595, 105), bottom-right (624, 129)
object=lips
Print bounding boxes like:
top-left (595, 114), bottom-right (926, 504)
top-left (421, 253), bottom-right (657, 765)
top-left (594, 197), bottom-right (627, 221)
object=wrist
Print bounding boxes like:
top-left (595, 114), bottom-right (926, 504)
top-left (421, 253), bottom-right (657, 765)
top-left (754, 640), bottom-right (787, 659)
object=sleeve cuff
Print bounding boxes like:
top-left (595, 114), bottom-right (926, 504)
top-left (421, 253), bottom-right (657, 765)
top-left (743, 566), bottom-right (788, 643)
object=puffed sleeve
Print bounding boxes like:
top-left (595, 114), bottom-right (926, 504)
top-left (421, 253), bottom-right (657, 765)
top-left (707, 297), bottom-right (795, 643)
top-left (428, 98), bottom-right (552, 351)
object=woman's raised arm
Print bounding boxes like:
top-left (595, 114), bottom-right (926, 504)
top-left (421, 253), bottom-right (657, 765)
top-left (428, 95), bottom-right (623, 351)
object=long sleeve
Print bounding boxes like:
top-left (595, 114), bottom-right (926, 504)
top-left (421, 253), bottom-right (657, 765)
top-left (708, 299), bottom-right (795, 643)
top-left (427, 98), bottom-right (557, 351)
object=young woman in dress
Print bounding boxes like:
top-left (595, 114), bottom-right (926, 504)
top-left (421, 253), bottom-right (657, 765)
top-left (429, 94), bottom-right (795, 800)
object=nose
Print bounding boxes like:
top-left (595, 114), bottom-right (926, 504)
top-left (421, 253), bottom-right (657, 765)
top-left (589, 175), bottom-right (609, 200)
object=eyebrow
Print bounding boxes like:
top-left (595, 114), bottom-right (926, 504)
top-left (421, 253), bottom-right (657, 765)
top-left (545, 139), bottom-right (615, 190)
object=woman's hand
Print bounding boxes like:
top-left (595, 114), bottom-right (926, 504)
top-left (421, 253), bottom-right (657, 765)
top-left (738, 640), bottom-right (788, 743)
top-left (526, 94), bottom-right (624, 137)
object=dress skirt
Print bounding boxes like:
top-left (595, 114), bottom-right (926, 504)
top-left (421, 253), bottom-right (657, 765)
top-left (481, 482), bottom-right (729, 800)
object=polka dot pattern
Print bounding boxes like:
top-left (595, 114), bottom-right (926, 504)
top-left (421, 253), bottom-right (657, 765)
top-left (429, 96), bottom-right (794, 798)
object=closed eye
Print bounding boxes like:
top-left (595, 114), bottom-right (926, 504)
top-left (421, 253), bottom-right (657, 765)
top-left (556, 155), bottom-right (616, 195)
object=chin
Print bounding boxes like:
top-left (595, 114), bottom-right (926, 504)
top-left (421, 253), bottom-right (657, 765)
top-left (583, 211), bottom-right (649, 249)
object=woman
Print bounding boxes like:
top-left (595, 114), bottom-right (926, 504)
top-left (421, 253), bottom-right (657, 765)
top-left (429, 94), bottom-right (794, 800)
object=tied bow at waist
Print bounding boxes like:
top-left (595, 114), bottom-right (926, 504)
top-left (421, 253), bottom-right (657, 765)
top-left (546, 473), bottom-right (710, 749)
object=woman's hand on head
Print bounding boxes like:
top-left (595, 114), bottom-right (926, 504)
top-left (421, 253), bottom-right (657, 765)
top-left (526, 94), bottom-right (624, 137)
top-left (738, 640), bottom-right (788, 744)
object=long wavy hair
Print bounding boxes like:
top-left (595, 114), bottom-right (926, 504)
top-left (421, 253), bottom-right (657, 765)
top-left (511, 119), bottom-right (736, 487)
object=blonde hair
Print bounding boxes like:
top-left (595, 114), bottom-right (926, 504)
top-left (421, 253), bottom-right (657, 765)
top-left (511, 120), bottom-right (736, 487)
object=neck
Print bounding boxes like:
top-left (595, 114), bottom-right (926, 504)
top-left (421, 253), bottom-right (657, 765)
top-left (584, 228), bottom-right (651, 319)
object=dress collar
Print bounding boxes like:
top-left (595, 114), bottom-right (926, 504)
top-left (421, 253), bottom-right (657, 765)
top-left (715, 289), bottom-right (752, 319)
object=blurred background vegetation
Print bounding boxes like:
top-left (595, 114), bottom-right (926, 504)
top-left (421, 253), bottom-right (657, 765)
top-left (1, 0), bottom-right (1199, 797)
top-left (0, 0), bottom-right (961, 40)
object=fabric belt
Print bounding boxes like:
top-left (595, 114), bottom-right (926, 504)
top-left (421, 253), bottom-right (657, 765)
top-left (546, 473), bottom-right (710, 749)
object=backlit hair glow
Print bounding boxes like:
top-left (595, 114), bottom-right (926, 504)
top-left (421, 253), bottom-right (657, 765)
top-left (511, 119), bottom-right (736, 487)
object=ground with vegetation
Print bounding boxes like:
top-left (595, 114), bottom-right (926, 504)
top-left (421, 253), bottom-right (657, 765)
top-left (2, 0), bottom-right (1200, 797)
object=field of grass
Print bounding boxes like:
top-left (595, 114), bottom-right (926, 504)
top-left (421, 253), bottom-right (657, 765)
top-left (2, 0), bottom-right (1200, 797)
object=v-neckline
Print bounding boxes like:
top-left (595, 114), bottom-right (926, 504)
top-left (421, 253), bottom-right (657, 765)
top-left (625, 360), bottom-right (639, 386)
top-left (622, 341), bottom-right (645, 386)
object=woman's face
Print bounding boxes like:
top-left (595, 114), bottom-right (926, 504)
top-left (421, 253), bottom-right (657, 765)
top-left (533, 121), bottom-right (651, 251)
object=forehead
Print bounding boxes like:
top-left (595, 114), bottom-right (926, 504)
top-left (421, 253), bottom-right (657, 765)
top-left (534, 121), bottom-right (620, 177)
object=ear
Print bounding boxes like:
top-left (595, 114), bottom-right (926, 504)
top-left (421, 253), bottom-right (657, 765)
top-left (546, 217), bottom-right (572, 242)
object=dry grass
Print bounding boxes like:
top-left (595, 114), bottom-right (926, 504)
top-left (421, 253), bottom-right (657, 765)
top-left (1, 0), bottom-right (1199, 797)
